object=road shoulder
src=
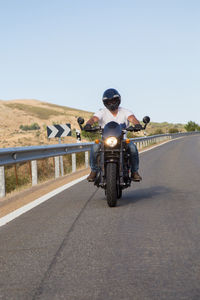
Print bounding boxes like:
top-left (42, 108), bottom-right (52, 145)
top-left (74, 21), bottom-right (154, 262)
top-left (0, 168), bottom-right (90, 218)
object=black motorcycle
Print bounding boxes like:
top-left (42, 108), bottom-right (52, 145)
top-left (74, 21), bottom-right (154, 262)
top-left (77, 116), bottom-right (150, 207)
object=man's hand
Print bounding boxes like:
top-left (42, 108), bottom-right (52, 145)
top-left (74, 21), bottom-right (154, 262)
top-left (83, 124), bottom-right (92, 131)
top-left (134, 124), bottom-right (143, 131)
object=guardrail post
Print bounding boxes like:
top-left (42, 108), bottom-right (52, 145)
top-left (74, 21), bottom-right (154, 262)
top-left (85, 151), bottom-right (89, 168)
top-left (72, 153), bottom-right (76, 172)
top-left (0, 166), bottom-right (5, 198)
top-left (60, 156), bottom-right (64, 176)
top-left (55, 156), bottom-right (60, 178)
top-left (31, 160), bottom-right (38, 186)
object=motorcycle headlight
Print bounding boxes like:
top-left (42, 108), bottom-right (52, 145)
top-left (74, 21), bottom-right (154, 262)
top-left (105, 137), bottom-right (118, 147)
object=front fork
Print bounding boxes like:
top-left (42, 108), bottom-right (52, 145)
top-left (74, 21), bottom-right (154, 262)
top-left (95, 143), bottom-right (131, 189)
top-left (94, 143), bottom-right (105, 188)
top-left (120, 142), bottom-right (131, 188)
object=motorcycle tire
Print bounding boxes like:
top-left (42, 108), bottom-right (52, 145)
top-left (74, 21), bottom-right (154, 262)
top-left (106, 163), bottom-right (117, 207)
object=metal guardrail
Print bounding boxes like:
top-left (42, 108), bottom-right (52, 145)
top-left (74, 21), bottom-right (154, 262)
top-left (0, 131), bottom-right (199, 197)
top-left (0, 143), bottom-right (93, 167)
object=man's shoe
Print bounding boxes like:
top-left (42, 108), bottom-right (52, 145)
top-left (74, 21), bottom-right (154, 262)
top-left (87, 171), bottom-right (97, 182)
top-left (131, 172), bottom-right (142, 182)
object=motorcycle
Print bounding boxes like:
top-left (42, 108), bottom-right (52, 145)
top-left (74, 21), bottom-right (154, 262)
top-left (77, 116), bottom-right (150, 207)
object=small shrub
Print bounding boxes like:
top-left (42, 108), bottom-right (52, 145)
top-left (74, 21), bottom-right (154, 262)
top-left (76, 152), bottom-right (85, 168)
top-left (153, 128), bottom-right (164, 135)
top-left (37, 158), bottom-right (55, 182)
top-left (35, 131), bottom-right (40, 137)
top-left (127, 132), bottom-right (135, 139)
top-left (185, 121), bottom-right (200, 132)
top-left (81, 130), bottom-right (101, 141)
top-left (5, 163), bottom-right (31, 193)
top-left (63, 154), bottom-right (72, 174)
top-left (4, 153), bottom-right (87, 195)
top-left (169, 128), bottom-right (179, 133)
top-left (20, 123), bottom-right (40, 131)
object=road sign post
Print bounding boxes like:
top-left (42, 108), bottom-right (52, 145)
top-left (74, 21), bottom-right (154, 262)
top-left (76, 129), bottom-right (81, 143)
top-left (47, 124), bottom-right (71, 177)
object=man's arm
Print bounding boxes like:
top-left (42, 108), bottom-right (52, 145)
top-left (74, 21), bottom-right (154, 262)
top-left (127, 114), bottom-right (141, 125)
top-left (86, 116), bottom-right (99, 125)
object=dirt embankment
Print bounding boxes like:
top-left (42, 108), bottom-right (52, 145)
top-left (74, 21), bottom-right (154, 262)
top-left (0, 99), bottom-right (93, 148)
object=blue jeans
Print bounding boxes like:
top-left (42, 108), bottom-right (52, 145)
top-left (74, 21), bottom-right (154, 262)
top-left (90, 141), bottom-right (139, 173)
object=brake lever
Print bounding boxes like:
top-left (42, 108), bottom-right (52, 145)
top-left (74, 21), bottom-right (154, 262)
top-left (126, 125), bottom-right (146, 132)
top-left (126, 126), bottom-right (134, 132)
top-left (78, 124), bottom-right (83, 131)
top-left (84, 126), bottom-right (101, 132)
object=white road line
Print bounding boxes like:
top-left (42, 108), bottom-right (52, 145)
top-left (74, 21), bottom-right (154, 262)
top-left (0, 175), bottom-right (88, 227)
top-left (139, 138), bottom-right (181, 153)
top-left (0, 137), bottom-right (182, 227)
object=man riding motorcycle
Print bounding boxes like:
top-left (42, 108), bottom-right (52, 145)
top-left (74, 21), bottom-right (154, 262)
top-left (84, 88), bottom-right (143, 182)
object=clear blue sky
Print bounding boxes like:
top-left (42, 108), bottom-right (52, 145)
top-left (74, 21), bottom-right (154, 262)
top-left (0, 0), bottom-right (199, 123)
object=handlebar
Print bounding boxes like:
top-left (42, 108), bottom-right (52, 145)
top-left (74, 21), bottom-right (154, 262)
top-left (77, 116), bottom-right (150, 133)
top-left (81, 125), bottom-right (146, 133)
top-left (77, 122), bottom-right (101, 132)
top-left (126, 124), bottom-right (147, 132)
top-left (84, 127), bottom-right (101, 132)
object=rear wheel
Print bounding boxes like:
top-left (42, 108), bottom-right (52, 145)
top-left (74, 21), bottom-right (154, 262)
top-left (106, 163), bottom-right (117, 207)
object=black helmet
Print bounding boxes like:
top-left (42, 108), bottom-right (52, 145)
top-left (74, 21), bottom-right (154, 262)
top-left (102, 88), bottom-right (121, 111)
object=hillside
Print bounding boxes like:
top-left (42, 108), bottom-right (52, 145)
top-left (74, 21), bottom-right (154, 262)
top-left (0, 99), bottom-right (93, 148)
top-left (0, 99), bottom-right (186, 148)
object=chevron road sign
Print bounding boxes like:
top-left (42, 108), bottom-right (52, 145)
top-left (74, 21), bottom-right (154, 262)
top-left (47, 124), bottom-right (71, 138)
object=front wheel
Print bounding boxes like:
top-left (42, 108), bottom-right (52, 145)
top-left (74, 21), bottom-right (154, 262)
top-left (106, 163), bottom-right (117, 207)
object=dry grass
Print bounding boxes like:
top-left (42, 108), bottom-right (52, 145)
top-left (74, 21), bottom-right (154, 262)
top-left (4, 103), bottom-right (65, 119)
top-left (0, 98), bottom-right (185, 149)
top-left (5, 152), bottom-right (86, 195)
top-left (0, 99), bottom-right (93, 148)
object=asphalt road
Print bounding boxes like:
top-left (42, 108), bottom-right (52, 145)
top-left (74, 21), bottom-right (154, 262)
top-left (0, 135), bottom-right (200, 300)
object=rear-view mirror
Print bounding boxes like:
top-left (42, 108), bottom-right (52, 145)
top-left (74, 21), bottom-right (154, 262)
top-left (143, 116), bottom-right (150, 124)
top-left (77, 117), bottom-right (84, 125)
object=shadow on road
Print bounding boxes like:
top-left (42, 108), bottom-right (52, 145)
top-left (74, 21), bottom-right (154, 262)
top-left (118, 185), bottom-right (171, 206)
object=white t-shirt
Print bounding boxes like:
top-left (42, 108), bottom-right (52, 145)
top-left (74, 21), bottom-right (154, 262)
top-left (94, 107), bottom-right (133, 129)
